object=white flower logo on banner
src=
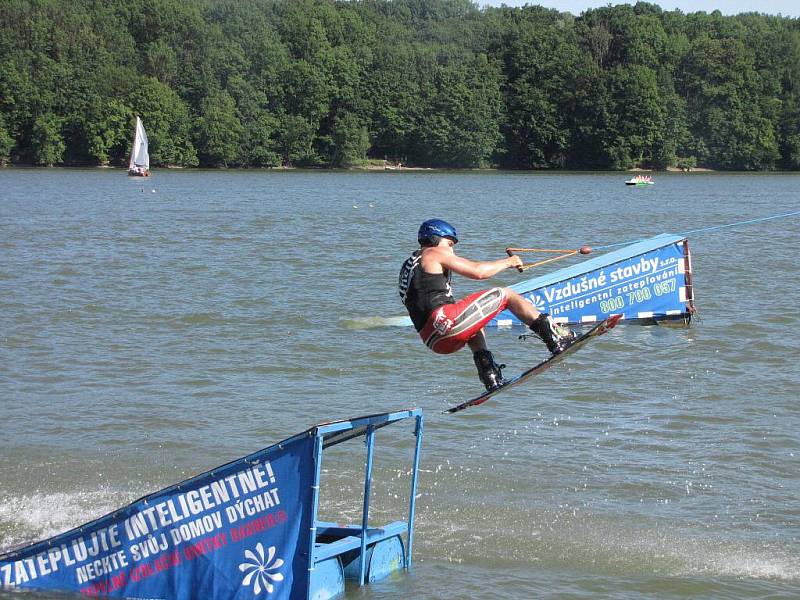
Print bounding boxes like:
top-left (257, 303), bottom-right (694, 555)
top-left (239, 543), bottom-right (285, 595)
top-left (530, 293), bottom-right (546, 311)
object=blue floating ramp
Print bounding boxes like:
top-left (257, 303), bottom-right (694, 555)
top-left (493, 233), bottom-right (695, 326)
top-left (0, 409), bottom-right (424, 600)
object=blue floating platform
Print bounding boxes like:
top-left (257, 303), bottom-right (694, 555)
top-left (0, 409), bottom-right (424, 600)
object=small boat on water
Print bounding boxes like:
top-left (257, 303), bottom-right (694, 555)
top-left (625, 174), bottom-right (654, 186)
top-left (127, 116), bottom-right (150, 177)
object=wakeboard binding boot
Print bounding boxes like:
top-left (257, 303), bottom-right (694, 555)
top-left (473, 349), bottom-right (506, 391)
top-left (529, 313), bottom-right (575, 355)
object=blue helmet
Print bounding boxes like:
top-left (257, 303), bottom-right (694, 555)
top-left (418, 219), bottom-right (458, 245)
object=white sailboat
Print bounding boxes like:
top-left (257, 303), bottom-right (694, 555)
top-left (128, 116), bottom-right (150, 177)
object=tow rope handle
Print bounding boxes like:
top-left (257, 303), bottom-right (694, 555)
top-left (506, 248), bottom-right (525, 273)
top-left (506, 246), bottom-right (592, 273)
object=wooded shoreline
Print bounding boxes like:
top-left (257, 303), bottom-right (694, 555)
top-left (1, 1), bottom-right (798, 172)
top-left (0, 163), bottom-right (730, 173)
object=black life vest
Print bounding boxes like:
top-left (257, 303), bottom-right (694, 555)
top-left (398, 250), bottom-right (454, 331)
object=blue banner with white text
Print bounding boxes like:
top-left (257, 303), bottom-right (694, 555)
top-left (492, 240), bottom-right (690, 325)
top-left (0, 434), bottom-right (315, 599)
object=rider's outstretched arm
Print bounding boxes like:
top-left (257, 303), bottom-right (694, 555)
top-left (437, 251), bottom-right (521, 280)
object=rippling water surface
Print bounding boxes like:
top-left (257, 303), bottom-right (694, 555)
top-left (1, 169), bottom-right (799, 598)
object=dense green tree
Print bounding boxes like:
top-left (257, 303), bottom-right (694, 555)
top-left (326, 112), bottom-right (370, 167)
top-left (364, 46), bottom-right (421, 163)
top-left (83, 98), bottom-right (130, 165)
top-left (0, 114), bottom-right (13, 165)
top-left (245, 113), bottom-right (282, 167)
top-left (146, 39), bottom-right (179, 86)
top-left (650, 89), bottom-right (689, 169)
top-left (30, 112), bottom-right (65, 166)
top-left (226, 75), bottom-right (281, 167)
top-left (0, 60), bottom-right (35, 162)
top-left (275, 113), bottom-right (316, 166)
top-left (779, 30), bottom-right (800, 168)
top-left (678, 34), bottom-right (780, 169)
top-left (130, 77), bottom-right (198, 167)
top-left (498, 7), bottom-right (582, 168)
top-left (196, 90), bottom-right (243, 167)
top-left (564, 63), bottom-right (618, 169)
top-left (413, 52), bottom-right (503, 167)
top-left (607, 65), bottom-right (665, 168)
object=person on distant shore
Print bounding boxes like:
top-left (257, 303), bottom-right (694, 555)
top-left (398, 219), bottom-right (574, 391)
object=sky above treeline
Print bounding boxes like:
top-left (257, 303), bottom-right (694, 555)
top-left (482, 1), bottom-right (799, 17)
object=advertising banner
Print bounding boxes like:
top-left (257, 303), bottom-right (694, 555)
top-left (492, 236), bottom-right (692, 325)
top-left (0, 434), bottom-right (315, 599)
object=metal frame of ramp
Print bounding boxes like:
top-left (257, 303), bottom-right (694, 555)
top-left (308, 408), bottom-right (424, 598)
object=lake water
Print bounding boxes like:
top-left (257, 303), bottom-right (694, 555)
top-left (1, 168), bottom-right (798, 599)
